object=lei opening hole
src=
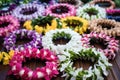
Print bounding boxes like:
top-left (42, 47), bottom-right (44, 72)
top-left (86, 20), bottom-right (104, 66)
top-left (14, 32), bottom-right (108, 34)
top-left (64, 19), bottom-right (83, 29)
top-left (98, 23), bottom-right (114, 29)
top-left (0, 37), bottom-right (4, 51)
top-left (90, 37), bottom-right (108, 49)
top-left (95, 1), bottom-right (111, 8)
top-left (52, 6), bottom-right (69, 14)
top-left (59, 0), bottom-right (77, 5)
top-left (23, 58), bottom-right (46, 70)
top-left (108, 12), bottom-right (120, 16)
top-left (40, 0), bottom-right (50, 3)
top-left (20, 7), bottom-right (37, 15)
top-left (0, 21), bottom-right (10, 28)
top-left (84, 8), bottom-right (98, 16)
top-left (73, 59), bottom-right (95, 70)
top-left (15, 36), bottom-right (32, 46)
top-left (52, 32), bottom-right (71, 45)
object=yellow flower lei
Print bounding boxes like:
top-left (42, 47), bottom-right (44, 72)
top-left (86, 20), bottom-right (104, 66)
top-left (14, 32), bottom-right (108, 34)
top-left (61, 16), bottom-right (88, 34)
top-left (23, 19), bottom-right (58, 34)
top-left (0, 50), bottom-right (14, 65)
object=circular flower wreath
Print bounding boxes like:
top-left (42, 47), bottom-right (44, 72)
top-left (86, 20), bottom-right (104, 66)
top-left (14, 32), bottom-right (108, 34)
top-left (42, 28), bottom-right (82, 54)
top-left (57, 0), bottom-right (83, 8)
top-left (45, 3), bottom-right (76, 18)
top-left (0, 4), bottom-right (16, 16)
top-left (58, 48), bottom-right (112, 80)
top-left (81, 32), bottom-right (119, 59)
top-left (0, 50), bottom-right (14, 65)
top-left (89, 0), bottom-right (115, 10)
top-left (61, 16), bottom-right (88, 34)
top-left (76, 5), bottom-right (106, 20)
top-left (4, 29), bottom-right (42, 51)
top-left (12, 3), bottom-right (45, 21)
top-left (8, 48), bottom-right (59, 80)
top-left (106, 9), bottom-right (120, 22)
top-left (89, 19), bottom-right (120, 36)
top-left (23, 15), bottom-right (58, 34)
top-left (0, 15), bottom-right (20, 37)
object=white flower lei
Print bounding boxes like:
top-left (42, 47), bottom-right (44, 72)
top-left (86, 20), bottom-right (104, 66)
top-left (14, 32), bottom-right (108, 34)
top-left (42, 28), bottom-right (82, 54)
top-left (76, 4), bottom-right (106, 20)
top-left (58, 47), bottom-right (112, 80)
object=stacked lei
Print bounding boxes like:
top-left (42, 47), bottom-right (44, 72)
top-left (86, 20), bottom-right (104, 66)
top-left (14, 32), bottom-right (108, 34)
top-left (12, 3), bottom-right (45, 21)
top-left (4, 29), bottom-right (42, 51)
top-left (61, 16), bottom-right (88, 34)
top-left (76, 5), bottom-right (106, 20)
top-left (9, 48), bottom-right (59, 80)
top-left (45, 3), bottom-right (76, 18)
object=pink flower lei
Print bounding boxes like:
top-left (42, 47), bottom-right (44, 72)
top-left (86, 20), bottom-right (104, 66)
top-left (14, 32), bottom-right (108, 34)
top-left (81, 32), bottom-right (119, 60)
top-left (0, 15), bottom-right (20, 37)
top-left (45, 3), bottom-right (76, 18)
top-left (8, 48), bottom-right (59, 80)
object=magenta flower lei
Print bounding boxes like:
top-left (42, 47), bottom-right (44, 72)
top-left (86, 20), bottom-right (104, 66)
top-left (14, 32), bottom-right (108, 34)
top-left (45, 3), bottom-right (76, 18)
top-left (0, 15), bottom-right (20, 37)
top-left (4, 29), bottom-right (42, 51)
top-left (81, 32), bottom-right (119, 59)
top-left (8, 48), bottom-right (59, 80)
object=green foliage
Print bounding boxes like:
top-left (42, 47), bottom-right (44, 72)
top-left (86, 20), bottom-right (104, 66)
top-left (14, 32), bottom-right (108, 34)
top-left (114, 0), bottom-right (120, 8)
top-left (52, 31), bottom-right (71, 41)
top-left (84, 8), bottom-right (98, 15)
top-left (31, 15), bottom-right (55, 27)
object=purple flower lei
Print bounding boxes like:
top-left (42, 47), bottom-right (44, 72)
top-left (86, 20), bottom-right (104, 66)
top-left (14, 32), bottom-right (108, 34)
top-left (0, 4), bottom-right (17, 16)
top-left (4, 29), bottom-right (42, 51)
top-left (12, 3), bottom-right (45, 21)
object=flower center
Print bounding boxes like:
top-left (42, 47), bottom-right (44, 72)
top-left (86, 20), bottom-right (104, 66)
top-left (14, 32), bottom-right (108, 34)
top-left (90, 37), bottom-right (108, 49)
top-left (95, 1), bottom-right (111, 8)
top-left (64, 19), bottom-right (83, 29)
top-left (20, 7), bottom-right (37, 15)
top-left (23, 58), bottom-right (46, 70)
top-left (97, 23), bottom-right (114, 30)
top-left (15, 36), bottom-right (32, 46)
top-left (59, 0), bottom-right (77, 5)
top-left (84, 8), bottom-right (98, 16)
top-left (52, 6), bottom-right (69, 14)
top-left (52, 32), bottom-right (71, 45)
top-left (0, 21), bottom-right (10, 28)
top-left (73, 59), bottom-right (95, 70)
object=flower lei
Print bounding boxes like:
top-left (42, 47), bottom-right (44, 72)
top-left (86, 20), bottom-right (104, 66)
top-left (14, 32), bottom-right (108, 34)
top-left (61, 16), bottom-right (88, 34)
top-left (81, 32), bottom-right (119, 59)
top-left (12, 3), bottom-right (45, 21)
top-left (23, 15), bottom-right (58, 34)
top-left (0, 50), bottom-right (14, 65)
top-left (89, 0), bottom-right (115, 10)
top-left (42, 28), bottom-right (82, 54)
top-left (89, 19), bottom-right (120, 36)
top-left (8, 48), bottom-right (59, 80)
top-left (4, 29), bottom-right (42, 51)
top-left (76, 5), bottom-right (106, 20)
top-left (58, 48), bottom-right (112, 80)
top-left (57, 0), bottom-right (83, 8)
top-left (0, 15), bottom-right (20, 37)
top-left (0, 4), bottom-right (16, 16)
top-left (45, 3), bottom-right (76, 18)
top-left (106, 9), bottom-right (120, 22)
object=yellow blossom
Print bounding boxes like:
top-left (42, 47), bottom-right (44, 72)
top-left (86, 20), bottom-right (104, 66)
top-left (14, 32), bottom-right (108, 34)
top-left (0, 52), bottom-right (3, 61)
top-left (3, 57), bottom-right (9, 65)
top-left (9, 50), bottom-right (14, 59)
top-left (35, 25), bottom-right (43, 33)
top-left (61, 16), bottom-right (88, 34)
